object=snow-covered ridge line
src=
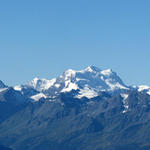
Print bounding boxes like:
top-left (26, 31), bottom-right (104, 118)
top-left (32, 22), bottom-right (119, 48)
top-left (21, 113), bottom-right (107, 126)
top-left (134, 85), bottom-right (150, 95)
top-left (11, 65), bottom-right (150, 101)
top-left (13, 66), bottom-right (130, 100)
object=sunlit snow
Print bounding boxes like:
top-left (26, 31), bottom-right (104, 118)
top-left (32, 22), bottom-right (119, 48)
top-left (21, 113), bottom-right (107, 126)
top-left (13, 66), bottom-right (130, 101)
top-left (31, 93), bottom-right (47, 101)
top-left (0, 88), bottom-right (8, 92)
top-left (121, 94), bottom-right (129, 113)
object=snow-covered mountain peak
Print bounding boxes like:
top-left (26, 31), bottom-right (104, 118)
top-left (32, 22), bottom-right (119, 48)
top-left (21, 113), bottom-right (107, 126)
top-left (0, 81), bottom-right (8, 93)
top-left (14, 66), bottom-right (129, 100)
top-left (134, 85), bottom-right (150, 95)
top-left (14, 85), bottom-right (22, 91)
top-left (84, 65), bottom-right (101, 73)
top-left (54, 66), bottom-right (128, 97)
top-left (63, 69), bottom-right (76, 79)
top-left (29, 77), bottom-right (39, 87)
top-left (25, 77), bottom-right (56, 92)
top-left (32, 77), bottom-right (39, 82)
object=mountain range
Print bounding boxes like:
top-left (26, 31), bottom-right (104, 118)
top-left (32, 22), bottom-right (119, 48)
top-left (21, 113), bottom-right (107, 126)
top-left (1, 66), bottom-right (150, 150)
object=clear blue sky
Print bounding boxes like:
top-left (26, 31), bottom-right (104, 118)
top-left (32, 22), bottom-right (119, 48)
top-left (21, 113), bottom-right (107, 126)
top-left (0, 0), bottom-right (150, 86)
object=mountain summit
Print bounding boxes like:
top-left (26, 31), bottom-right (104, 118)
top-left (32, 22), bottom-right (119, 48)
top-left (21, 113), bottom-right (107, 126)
top-left (14, 66), bottom-right (129, 101)
top-left (0, 80), bottom-right (7, 89)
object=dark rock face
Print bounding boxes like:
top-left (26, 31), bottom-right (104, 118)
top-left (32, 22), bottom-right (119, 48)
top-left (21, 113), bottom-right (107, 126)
top-left (0, 145), bottom-right (12, 150)
top-left (0, 88), bottom-right (29, 123)
top-left (0, 81), bottom-right (7, 89)
top-left (0, 90), bottom-right (150, 150)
